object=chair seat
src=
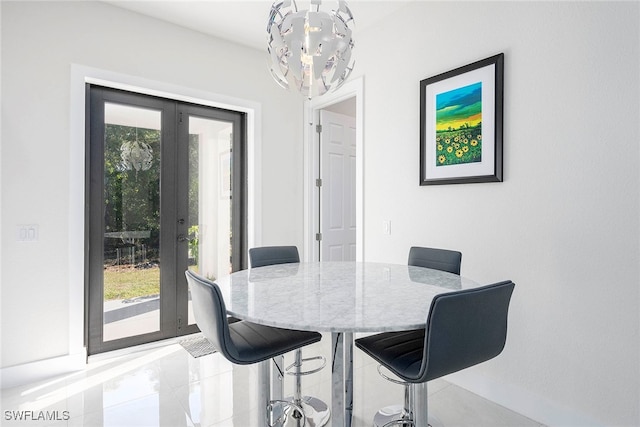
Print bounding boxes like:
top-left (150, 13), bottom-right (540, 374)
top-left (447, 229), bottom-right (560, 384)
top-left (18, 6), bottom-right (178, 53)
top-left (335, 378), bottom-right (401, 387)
top-left (355, 329), bottom-right (425, 382)
top-left (228, 320), bottom-right (321, 365)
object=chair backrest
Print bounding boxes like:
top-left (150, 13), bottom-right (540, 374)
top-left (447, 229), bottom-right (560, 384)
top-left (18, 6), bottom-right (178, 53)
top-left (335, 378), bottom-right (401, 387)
top-left (408, 246), bottom-right (462, 275)
top-left (419, 280), bottom-right (515, 382)
top-left (185, 270), bottom-right (240, 363)
top-left (249, 246), bottom-right (300, 268)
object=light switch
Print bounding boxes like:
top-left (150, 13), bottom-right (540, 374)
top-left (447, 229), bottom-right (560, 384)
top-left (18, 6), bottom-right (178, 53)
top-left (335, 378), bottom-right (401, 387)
top-left (382, 220), bottom-right (391, 235)
top-left (17, 224), bottom-right (39, 242)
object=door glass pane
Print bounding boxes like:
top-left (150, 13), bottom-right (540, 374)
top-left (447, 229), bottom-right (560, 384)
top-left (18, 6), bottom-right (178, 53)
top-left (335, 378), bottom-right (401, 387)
top-left (187, 116), bottom-right (233, 325)
top-left (102, 103), bottom-right (161, 341)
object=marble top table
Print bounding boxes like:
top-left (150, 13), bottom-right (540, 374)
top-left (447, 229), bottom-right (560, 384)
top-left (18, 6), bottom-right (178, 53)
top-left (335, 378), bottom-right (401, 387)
top-left (216, 261), bottom-right (480, 427)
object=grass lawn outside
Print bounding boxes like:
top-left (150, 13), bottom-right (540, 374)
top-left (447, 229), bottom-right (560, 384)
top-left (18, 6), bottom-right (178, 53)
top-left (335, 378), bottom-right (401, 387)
top-left (104, 265), bottom-right (160, 300)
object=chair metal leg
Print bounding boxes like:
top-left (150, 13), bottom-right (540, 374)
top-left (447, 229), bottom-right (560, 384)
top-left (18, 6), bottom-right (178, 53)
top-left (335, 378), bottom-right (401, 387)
top-left (403, 383), bottom-right (415, 422)
top-left (374, 382), bottom-right (414, 427)
top-left (292, 349), bottom-right (304, 422)
top-left (412, 383), bottom-right (428, 427)
top-left (272, 356), bottom-right (285, 425)
top-left (269, 400), bottom-right (307, 427)
top-left (267, 355), bottom-right (308, 427)
top-left (373, 367), bottom-right (442, 427)
top-left (282, 348), bottom-right (330, 427)
top-left (374, 382), bottom-right (440, 427)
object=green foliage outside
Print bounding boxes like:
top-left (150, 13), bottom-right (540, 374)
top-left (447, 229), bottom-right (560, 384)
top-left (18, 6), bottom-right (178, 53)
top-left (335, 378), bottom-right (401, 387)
top-left (102, 124), bottom-right (161, 301)
top-left (102, 127), bottom-right (203, 300)
top-left (104, 124), bottom-right (161, 258)
top-left (188, 224), bottom-right (199, 261)
top-left (188, 135), bottom-right (200, 227)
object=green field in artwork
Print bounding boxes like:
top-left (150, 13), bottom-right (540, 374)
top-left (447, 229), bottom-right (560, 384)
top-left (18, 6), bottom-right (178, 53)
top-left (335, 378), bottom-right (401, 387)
top-left (435, 124), bottom-right (482, 166)
top-left (436, 82), bottom-right (482, 166)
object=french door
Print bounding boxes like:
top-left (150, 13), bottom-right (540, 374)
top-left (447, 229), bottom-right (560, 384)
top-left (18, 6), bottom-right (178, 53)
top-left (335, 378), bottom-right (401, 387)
top-left (87, 86), bottom-right (246, 354)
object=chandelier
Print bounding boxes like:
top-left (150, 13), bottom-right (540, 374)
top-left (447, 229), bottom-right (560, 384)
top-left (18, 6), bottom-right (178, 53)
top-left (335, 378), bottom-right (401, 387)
top-left (120, 134), bottom-right (153, 172)
top-left (267, 0), bottom-right (355, 99)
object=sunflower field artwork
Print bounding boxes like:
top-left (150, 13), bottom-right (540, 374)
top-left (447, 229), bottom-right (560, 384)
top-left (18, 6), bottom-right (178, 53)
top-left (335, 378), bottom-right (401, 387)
top-left (435, 82), bottom-right (482, 167)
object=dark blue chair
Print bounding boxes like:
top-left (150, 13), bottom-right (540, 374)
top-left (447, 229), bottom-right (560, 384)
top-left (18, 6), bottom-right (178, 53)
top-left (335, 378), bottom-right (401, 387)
top-left (186, 269), bottom-right (321, 426)
top-left (356, 280), bottom-right (515, 427)
top-left (249, 246), bottom-right (330, 426)
top-left (249, 245), bottom-right (301, 268)
top-left (408, 246), bottom-right (462, 275)
top-left (367, 246), bottom-right (464, 423)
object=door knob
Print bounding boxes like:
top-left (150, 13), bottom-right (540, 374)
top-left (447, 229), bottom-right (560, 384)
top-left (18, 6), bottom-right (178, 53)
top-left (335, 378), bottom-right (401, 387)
top-left (177, 234), bottom-right (195, 242)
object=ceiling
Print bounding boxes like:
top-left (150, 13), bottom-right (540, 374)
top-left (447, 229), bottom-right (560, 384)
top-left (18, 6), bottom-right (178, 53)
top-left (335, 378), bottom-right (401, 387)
top-left (103, 0), bottom-right (414, 51)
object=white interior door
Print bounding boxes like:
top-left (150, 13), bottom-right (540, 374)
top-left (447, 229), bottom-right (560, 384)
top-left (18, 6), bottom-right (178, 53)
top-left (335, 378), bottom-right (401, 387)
top-left (320, 110), bottom-right (357, 261)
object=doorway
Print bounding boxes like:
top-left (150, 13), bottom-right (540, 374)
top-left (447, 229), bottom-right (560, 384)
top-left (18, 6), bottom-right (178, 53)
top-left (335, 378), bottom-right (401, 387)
top-left (318, 107), bottom-right (357, 261)
top-left (86, 86), bottom-right (246, 354)
top-left (305, 77), bottom-right (363, 262)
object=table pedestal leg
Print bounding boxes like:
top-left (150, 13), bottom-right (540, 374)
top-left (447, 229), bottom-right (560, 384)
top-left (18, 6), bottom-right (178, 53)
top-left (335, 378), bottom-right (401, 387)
top-left (258, 360), bottom-right (271, 426)
top-left (331, 332), bottom-right (353, 427)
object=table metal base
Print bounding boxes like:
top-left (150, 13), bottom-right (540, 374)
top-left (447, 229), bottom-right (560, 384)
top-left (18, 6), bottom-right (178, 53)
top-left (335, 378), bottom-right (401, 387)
top-left (280, 396), bottom-right (331, 427)
top-left (373, 404), bottom-right (443, 427)
top-left (331, 332), bottom-right (353, 427)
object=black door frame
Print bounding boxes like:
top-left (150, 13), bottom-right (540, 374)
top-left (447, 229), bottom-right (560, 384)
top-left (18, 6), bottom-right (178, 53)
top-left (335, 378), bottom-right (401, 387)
top-left (86, 85), bottom-right (246, 355)
top-left (175, 103), bottom-right (247, 332)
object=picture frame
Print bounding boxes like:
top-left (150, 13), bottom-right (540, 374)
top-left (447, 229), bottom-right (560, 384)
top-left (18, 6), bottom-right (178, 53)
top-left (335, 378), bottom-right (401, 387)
top-left (420, 53), bottom-right (504, 185)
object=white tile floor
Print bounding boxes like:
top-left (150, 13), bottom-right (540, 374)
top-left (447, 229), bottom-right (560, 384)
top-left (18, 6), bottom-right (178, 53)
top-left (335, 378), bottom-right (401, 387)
top-left (1, 334), bottom-right (544, 427)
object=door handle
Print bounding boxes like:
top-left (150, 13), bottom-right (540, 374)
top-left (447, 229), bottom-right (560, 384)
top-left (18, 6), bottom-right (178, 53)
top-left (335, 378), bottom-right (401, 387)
top-left (177, 234), bottom-right (196, 242)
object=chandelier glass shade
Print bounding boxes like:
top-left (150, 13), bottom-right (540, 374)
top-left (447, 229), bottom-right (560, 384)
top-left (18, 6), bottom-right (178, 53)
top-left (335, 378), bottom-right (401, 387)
top-left (267, 0), bottom-right (355, 99)
top-left (120, 139), bottom-right (153, 172)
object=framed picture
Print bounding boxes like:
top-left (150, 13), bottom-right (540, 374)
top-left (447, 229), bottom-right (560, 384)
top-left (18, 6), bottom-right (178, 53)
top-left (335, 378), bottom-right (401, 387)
top-left (420, 53), bottom-right (504, 185)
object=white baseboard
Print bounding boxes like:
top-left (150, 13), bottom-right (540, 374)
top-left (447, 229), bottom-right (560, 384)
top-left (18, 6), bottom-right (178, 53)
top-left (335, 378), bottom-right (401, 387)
top-left (445, 370), bottom-right (600, 427)
top-left (1, 350), bottom-right (87, 390)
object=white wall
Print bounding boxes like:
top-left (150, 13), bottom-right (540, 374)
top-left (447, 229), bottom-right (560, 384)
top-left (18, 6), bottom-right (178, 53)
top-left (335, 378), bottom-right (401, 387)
top-left (0, 1), bottom-right (303, 372)
top-left (356, 1), bottom-right (639, 426)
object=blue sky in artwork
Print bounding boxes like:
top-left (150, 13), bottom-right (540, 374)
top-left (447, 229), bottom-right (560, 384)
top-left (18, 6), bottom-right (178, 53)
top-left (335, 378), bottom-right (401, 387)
top-left (436, 82), bottom-right (482, 111)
